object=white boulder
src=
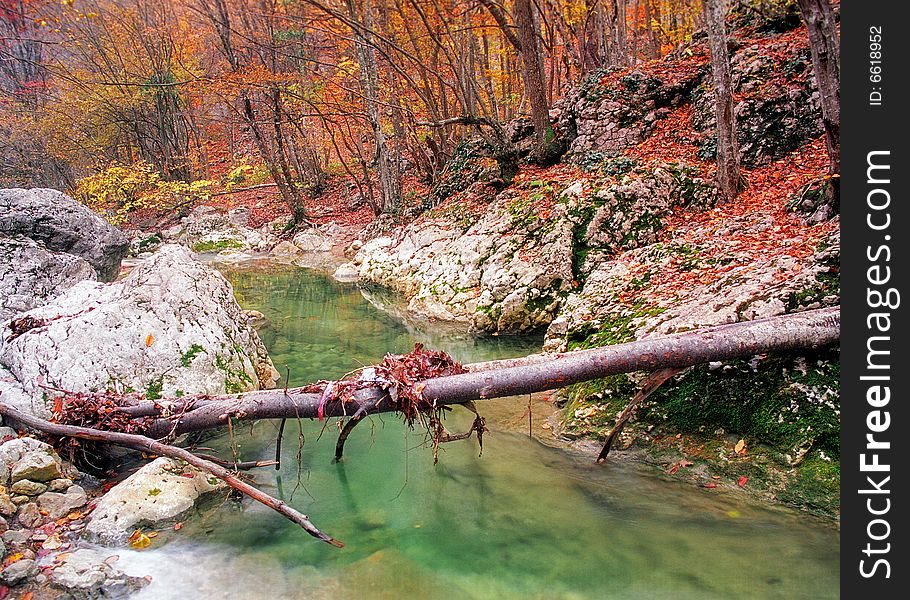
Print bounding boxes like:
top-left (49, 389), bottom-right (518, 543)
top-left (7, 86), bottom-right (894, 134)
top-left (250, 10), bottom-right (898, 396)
top-left (85, 457), bottom-right (226, 542)
top-left (0, 244), bottom-right (279, 417)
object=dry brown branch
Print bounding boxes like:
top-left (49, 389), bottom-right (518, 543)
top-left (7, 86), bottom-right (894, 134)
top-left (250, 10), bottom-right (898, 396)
top-left (0, 401), bottom-right (344, 548)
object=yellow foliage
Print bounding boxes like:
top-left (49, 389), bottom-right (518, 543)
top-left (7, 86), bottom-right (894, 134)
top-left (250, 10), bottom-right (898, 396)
top-left (75, 161), bottom-right (213, 224)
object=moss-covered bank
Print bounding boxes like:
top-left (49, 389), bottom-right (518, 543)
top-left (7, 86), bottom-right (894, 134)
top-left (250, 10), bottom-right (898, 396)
top-left (558, 346), bottom-right (840, 518)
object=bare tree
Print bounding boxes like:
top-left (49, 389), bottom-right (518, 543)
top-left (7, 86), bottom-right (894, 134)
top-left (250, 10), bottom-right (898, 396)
top-left (796, 0), bottom-right (839, 198)
top-left (703, 0), bottom-right (740, 202)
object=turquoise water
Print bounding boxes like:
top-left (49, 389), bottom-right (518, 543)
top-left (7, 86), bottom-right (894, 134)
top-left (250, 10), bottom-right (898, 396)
top-left (121, 264), bottom-right (839, 599)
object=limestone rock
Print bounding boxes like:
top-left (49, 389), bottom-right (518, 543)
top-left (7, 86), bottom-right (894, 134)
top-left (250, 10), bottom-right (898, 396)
top-left (355, 194), bottom-right (574, 333)
top-left (16, 501), bottom-right (42, 528)
top-left (10, 479), bottom-right (47, 496)
top-left (11, 451), bottom-right (63, 483)
top-left (38, 484), bottom-right (88, 519)
top-left (0, 244), bottom-right (279, 418)
top-left (333, 262), bottom-right (360, 283)
top-left (270, 240), bottom-right (300, 256)
top-left (177, 205), bottom-right (267, 254)
top-left (48, 478), bottom-right (73, 492)
top-left (0, 236), bottom-right (97, 321)
top-left (1, 557), bottom-right (37, 585)
top-left (85, 457), bottom-right (227, 542)
top-left (0, 438), bottom-right (59, 485)
top-left (0, 427), bottom-right (17, 444)
top-left (0, 494), bottom-right (14, 516)
top-left (545, 226), bottom-right (840, 352)
top-left (51, 548), bottom-right (150, 599)
top-left (0, 188), bottom-right (129, 281)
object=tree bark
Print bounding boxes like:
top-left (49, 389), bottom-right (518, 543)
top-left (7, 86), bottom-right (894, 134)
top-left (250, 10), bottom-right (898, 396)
top-left (796, 0), bottom-right (840, 190)
top-left (129, 307), bottom-right (838, 438)
top-left (703, 0), bottom-right (741, 202)
top-left (346, 0), bottom-right (401, 215)
top-left (0, 403), bottom-right (344, 548)
top-left (514, 0), bottom-right (551, 159)
top-left (0, 307), bottom-right (838, 545)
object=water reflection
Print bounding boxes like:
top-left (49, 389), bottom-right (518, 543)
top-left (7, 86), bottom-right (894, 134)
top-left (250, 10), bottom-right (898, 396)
top-left (116, 263), bottom-right (838, 600)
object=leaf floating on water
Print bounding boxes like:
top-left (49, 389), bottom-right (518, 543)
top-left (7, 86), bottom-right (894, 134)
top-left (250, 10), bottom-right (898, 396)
top-left (128, 530), bottom-right (152, 549)
top-left (703, 482), bottom-right (718, 488)
top-left (145, 334), bottom-right (154, 347)
top-left (173, 522), bottom-right (183, 531)
top-left (734, 439), bottom-right (746, 454)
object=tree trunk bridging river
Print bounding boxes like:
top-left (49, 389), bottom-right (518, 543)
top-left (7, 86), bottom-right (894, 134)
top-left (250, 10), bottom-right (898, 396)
top-left (0, 306), bottom-right (838, 546)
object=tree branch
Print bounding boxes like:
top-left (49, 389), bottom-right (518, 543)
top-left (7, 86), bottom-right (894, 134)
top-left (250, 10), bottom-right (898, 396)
top-left (0, 402), bottom-right (344, 548)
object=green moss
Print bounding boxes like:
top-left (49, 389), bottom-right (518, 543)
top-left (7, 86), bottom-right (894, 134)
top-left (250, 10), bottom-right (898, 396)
top-left (646, 350), bottom-right (840, 459)
top-left (787, 265), bottom-right (840, 312)
top-left (426, 201), bottom-right (480, 230)
top-left (192, 239), bottom-right (244, 253)
top-left (565, 304), bottom-right (664, 350)
top-left (559, 339), bottom-right (840, 515)
top-left (137, 234), bottom-right (161, 252)
top-left (146, 377), bottom-right (164, 401)
top-left (180, 344), bottom-right (206, 368)
top-left (431, 140), bottom-right (496, 204)
top-left (215, 354), bottom-right (254, 394)
top-left (778, 454), bottom-right (841, 515)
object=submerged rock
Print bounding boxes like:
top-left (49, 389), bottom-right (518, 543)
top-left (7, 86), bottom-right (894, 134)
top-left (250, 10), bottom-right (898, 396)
top-left (0, 188), bottom-right (129, 281)
top-left (85, 457), bottom-right (227, 543)
top-left (0, 244), bottom-right (279, 418)
top-left (51, 548), bottom-right (150, 599)
top-left (0, 236), bottom-right (97, 321)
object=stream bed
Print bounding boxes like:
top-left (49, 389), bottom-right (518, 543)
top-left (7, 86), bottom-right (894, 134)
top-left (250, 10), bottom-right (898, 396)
top-left (116, 263), bottom-right (839, 599)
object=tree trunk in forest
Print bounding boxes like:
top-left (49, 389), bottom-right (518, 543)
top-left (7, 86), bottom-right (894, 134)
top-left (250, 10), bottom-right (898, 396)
top-left (703, 0), bottom-right (740, 203)
top-left (796, 0), bottom-right (840, 201)
top-left (346, 0), bottom-right (401, 216)
top-left (114, 307), bottom-right (839, 438)
top-left (484, 0), bottom-right (551, 161)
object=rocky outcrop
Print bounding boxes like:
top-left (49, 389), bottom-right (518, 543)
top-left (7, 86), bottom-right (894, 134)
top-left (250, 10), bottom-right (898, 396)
top-left (555, 28), bottom-right (821, 168)
top-left (573, 164), bottom-right (717, 276)
top-left (0, 188), bottom-right (129, 281)
top-left (85, 457), bottom-right (226, 543)
top-left (50, 548), bottom-right (150, 599)
top-left (350, 163), bottom-right (716, 334)
top-left (557, 69), bottom-right (703, 160)
top-left (0, 236), bottom-right (96, 321)
top-left (0, 244), bottom-right (279, 417)
top-left (148, 205), bottom-right (269, 257)
top-left (691, 38), bottom-right (822, 166)
top-left (545, 226), bottom-right (840, 352)
top-left (352, 191), bottom-right (575, 333)
top-left (0, 436), bottom-right (146, 597)
top-left (269, 223), bottom-right (355, 270)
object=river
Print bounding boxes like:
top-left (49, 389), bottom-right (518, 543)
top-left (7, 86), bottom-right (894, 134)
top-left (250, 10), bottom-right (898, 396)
top-left (115, 263), bottom-right (839, 599)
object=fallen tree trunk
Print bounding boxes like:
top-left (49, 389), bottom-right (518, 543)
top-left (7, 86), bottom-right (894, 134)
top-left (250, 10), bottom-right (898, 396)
top-left (136, 306), bottom-right (838, 437)
top-left (1, 307), bottom-right (838, 545)
top-left (0, 402), bottom-right (344, 548)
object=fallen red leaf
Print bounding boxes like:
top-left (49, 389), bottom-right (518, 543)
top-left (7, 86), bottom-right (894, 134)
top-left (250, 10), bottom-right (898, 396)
top-left (738, 476), bottom-right (749, 487)
top-left (703, 482), bottom-right (717, 488)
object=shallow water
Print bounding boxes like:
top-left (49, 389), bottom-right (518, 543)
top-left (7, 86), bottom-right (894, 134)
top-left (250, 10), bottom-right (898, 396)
top-left (117, 264), bottom-right (839, 599)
